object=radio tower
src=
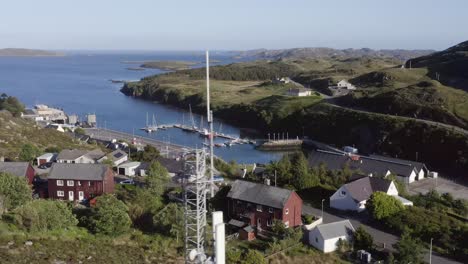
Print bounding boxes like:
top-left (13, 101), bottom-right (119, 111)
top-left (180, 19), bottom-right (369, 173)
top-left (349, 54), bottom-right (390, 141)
top-left (206, 51), bottom-right (215, 198)
top-left (183, 149), bottom-right (208, 263)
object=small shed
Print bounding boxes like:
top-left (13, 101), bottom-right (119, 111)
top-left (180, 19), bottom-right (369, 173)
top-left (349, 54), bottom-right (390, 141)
top-left (117, 161), bottom-right (141, 176)
top-left (239, 225), bottom-right (256, 241)
top-left (36, 153), bottom-right (57, 165)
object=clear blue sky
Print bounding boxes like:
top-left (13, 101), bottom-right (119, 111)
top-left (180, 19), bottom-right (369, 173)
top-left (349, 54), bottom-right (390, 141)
top-left (1, 0), bottom-right (466, 51)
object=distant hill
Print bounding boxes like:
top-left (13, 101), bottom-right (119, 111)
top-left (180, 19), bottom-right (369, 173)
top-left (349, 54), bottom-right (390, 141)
top-left (232, 47), bottom-right (434, 61)
top-left (0, 48), bottom-right (64, 57)
top-left (406, 40), bottom-right (468, 91)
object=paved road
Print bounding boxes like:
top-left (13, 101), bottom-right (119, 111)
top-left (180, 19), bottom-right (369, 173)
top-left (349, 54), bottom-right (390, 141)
top-left (302, 204), bottom-right (462, 264)
top-left (84, 128), bottom-right (191, 158)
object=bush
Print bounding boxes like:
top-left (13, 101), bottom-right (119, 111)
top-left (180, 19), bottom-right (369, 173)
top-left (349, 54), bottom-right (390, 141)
top-left (11, 200), bottom-right (78, 232)
top-left (354, 226), bottom-right (373, 251)
top-left (242, 250), bottom-right (266, 264)
top-left (367, 192), bottom-right (404, 220)
top-left (18, 143), bottom-right (41, 162)
top-left (0, 172), bottom-right (32, 212)
top-left (87, 194), bottom-right (131, 236)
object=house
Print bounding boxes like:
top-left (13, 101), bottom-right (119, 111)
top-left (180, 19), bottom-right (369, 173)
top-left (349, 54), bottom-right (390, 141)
top-left (330, 176), bottom-right (413, 212)
top-left (227, 180), bottom-right (302, 232)
top-left (308, 220), bottom-right (355, 253)
top-left (47, 163), bottom-right (114, 201)
top-left (99, 149), bottom-right (128, 166)
top-left (287, 88), bottom-right (312, 97)
top-left (117, 161), bottom-right (141, 176)
top-left (273, 77), bottom-right (291, 84)
top-left (56, 149), bottom-right (106, 164)
top-left (0, 162), bottom-right (35, 184)
top-left (135, 157), bottom-right (185, 177)
top-left (36, 153), bottom-right (57, 165)
top-left (308, 149), bottom-right (427, 184)
top-left (337, 80), bottom-right (356, 90)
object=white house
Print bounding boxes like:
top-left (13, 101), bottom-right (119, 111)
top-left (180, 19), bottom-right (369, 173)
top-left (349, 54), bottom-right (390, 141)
top-left (36, 153), bottom-right (57, 165)
top-left (117, 161), bottom-right (141, 176)
top-left (99, 149), bottom-right (128, 166)
top-left (330, 176), bottom-right (413, 212)
top-left (337, 80), bottom-right (356, 90)
top-left (308, 220), bottom-right (355, 253)
top-left (287, 88), bottom-right (312, 97)
top-left (56, 149), bottom-right (106, 164)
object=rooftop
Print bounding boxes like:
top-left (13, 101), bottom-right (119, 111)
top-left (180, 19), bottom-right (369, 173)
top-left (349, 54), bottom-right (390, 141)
top-left (48, 163), bottom-right (109, 181)
top-left (0, 162), bottom-right (31, 177)
top-left (316, 220), bottom-right (355, 240)
top-left (344, 176), bottom-right (392, 202)
top-left (227, 180), bottom-right (297, 209)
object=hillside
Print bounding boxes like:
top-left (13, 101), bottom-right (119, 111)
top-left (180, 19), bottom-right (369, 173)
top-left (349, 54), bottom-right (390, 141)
top-left (0, 48), bottom-right (64, 57)
top-left (0, 111), bottom-right (87, 160)
top-left (140, 60), bottom-right (197, 71)
top-left (232, 47), bottom-right (434, 61)
top-left (406, 40), bottom-right (468, 91)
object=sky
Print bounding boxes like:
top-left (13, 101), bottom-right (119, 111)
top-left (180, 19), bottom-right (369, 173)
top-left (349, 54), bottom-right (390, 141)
top-left (0, 0), bottom-right (467, 51)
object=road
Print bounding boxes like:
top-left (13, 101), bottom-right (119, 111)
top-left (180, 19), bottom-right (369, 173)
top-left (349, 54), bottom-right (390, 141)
top-left (302, 204), bottom-right (462, 264)
top-left (84, 128), bottom-right (192, 158)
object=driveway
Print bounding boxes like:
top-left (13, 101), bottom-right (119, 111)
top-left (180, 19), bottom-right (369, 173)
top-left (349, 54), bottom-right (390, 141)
top-left (408, 177), bottom-right (468, 200)
top-left (302, 203), bottom-right (462, 264)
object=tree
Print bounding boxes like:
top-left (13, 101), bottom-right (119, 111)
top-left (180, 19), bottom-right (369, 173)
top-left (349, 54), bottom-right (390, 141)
top-left (88, 194), bottom-right (131, 236)
top-left (226, 249), bottom-right (242, 264)
top-left (145, 161), bottom-right (169, 196)
top-left (271, 219), bottom-right (288, 237)
top-left (395, 232), bottom-right (424, 264)
top-left (0, 172), bottom-right (32, 212)
top-left (18, 143), bottom-right (40, 162)
top-left (354, 226), bottom-right (373, 251)
top-left (12, 200), bottom-right (78, 232)
top-left (366, 192), bottom-right (404, 220)
top-left (153, 203), bottom-right (184, 239)
top-left (74, 127), bottom-right (86, 135)
top-left (133, 145), bottom-right (160, 162)
top-left (291, 152), bottom-right (318, 190)
top-left (242, 250), bottom-right (265, 264)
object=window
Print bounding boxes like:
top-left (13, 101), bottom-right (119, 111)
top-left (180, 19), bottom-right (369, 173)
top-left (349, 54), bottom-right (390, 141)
top-left (67, 180), bottom-right (74, 186)
top-left (77, 181), bottom-right (81, 186)
top-left (285, 208), bottom-right (289, 215)
top-left (256, 205), bottom-right (262, 212)
top-left (88, 181), bottom-right (91, 186)
top-left (284, 221), bottom-right (289, 228)
top-left (340, 190), bottom-right (346, 196)
top-left (315, 237), bottom-right (318, 243)
top-left (57, 180), bottom-right (64, 186)
top-left (268, 207), bottom-right (274, 213)
top-left (57, 190), bottom-right (64, 197)
top-left (267, 219), bottom-right (273, 226)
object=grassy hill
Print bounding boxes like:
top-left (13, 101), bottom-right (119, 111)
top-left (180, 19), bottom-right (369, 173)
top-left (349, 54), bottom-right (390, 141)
top-left (0, 48), bottom-right (64, 57)
top-left (0, 111), bottom-right (87, 160)
top-left (406, 40), bottom-right (468, 91)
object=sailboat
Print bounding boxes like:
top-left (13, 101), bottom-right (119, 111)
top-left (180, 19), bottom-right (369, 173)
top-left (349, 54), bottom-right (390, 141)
top-left (182, 104), bottom-right (198, 132)
top-left (140, 113), bottom-right (158, 133)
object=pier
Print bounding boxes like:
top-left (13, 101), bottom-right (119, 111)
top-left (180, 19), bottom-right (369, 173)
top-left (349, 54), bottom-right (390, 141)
top-left (256, 139), bottom-right (303, 151)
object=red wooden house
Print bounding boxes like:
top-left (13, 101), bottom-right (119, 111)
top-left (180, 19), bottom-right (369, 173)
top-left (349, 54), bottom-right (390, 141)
top-left (48, 163), bottom-right (114, 202)
top-left (227, 180), bottom-right (302, 233)
top-left (0, 162), bottom-right (35, 184)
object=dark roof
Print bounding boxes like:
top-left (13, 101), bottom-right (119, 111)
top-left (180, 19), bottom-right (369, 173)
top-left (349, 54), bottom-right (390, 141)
top-left (109, 149), bottom-right (127, 161)
top-left (48, 163), bottom-right (109, 181)
top-left (57, 149), bottom-right (88, 160)
top-left (369, 154), bottom-right (426, 172)
top-left (228, 219), bottom-right (246, 228)
top-left (316, 220), bottom-right (355, 240)
top-left (308, 149), bottom-right (418, 178)
top-left (155, 157), bottom-right (184, 173)
top-left (227, 180), bottom-right (296, 209)
top-left (243, 226), bottom-right (255, 233)
top-left (344, 177), bottom-right (392, 202)
top-left (0, 162), bottom-right (30, 177)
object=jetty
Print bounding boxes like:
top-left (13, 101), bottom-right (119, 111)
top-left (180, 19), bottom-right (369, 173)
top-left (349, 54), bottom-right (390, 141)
top-left (256, 139), bottom-right (303, 151)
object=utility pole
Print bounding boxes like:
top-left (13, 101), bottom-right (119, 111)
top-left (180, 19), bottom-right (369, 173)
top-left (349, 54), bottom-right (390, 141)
top-left (321, 199), bottom-right (325, 220)
top-left (206, 51), bottom-right (215, 198)
top-left (429, 238), bottom-right (433, 264)
top-left (274, 170), bottom-right (277, 187)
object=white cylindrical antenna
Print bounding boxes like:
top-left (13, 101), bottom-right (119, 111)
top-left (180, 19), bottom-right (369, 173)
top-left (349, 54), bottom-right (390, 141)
top-left (207, 50), bottom-right (215, 198)
top-left (206, 51), bottom-right (211, 122)
top-left (213, 211), bottom-right (225, 264)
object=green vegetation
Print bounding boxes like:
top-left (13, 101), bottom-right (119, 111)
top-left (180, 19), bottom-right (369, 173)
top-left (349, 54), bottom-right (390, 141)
top-left (18, 143), bottom-right (41, 162)
top-left (131, 144), bottom-right (160, 162)
top-left (366, 192), bottom-right (405, 220)
top-left (410, 190), bottom-right (468, 217)
top-left (0, 94), bottom-right (24, 116)
top-left (0, 172), bottom-right (32, 213)
top-left (11, 200), bottom-right (78, 232)
top-left (145, 161), bottom-right (169, 197)
top-left (86, 194), bottom-right (132, 236)
top-left (394, 231), bottom-right (424, 264)
top-left (140, 60), bottom-right (197, 71)
top-left (353, 226), bottom-right (374, 251)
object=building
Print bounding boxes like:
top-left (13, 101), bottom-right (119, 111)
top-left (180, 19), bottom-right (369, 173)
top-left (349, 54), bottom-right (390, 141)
top-left (0, 162), bottom-right (35, 184)
top-left (227, 180), bottom-right (302, 232)
top-left (273, 77), bottom-right (291, 84)
top-left (117, 161), bottom-right (141, 176)
top-left (308, 149), bottom-right (427, 184)
top-left (330, 176), bottom-right (413, 212)
top-left (100, 149), bottom-right (128, 166)
top-left (36, 153), bottom-right (57, 165)
top-left (287, 88), bottom-right (312, 97)
top-left (337, 80), bottom-right (356, 90)
top-left (68, 114), bottom-right (78, 125)
top-left (56, 149), bottom-right (106, 164)
top-left (21, 104), bottom-right (68, 123)
top-left (48, 163), bottom-right (114, 201)
top-left (308, 220), bottom-right (355, 253)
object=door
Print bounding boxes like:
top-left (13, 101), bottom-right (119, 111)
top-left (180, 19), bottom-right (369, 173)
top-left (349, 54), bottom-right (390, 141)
top-left (78, 191), bottom-right (84, 201)
top-left (68, 191), bottom-right (74, 201)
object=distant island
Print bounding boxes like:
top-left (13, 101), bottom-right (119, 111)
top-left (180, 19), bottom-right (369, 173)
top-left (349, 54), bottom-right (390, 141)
top-left (139, 61), bottom-right (198, 71)
top-left (0, 48), bottom-right (65, 57)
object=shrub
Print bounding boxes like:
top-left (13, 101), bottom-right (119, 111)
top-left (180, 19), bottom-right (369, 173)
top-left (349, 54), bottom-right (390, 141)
top-left (87, 194), bottom-right (131, 236)
top-left (367, 192), bottom-right (404, 220)
top-left (354, 226), bottom-right (373, 251)
top-left (0, 172), bottom-right (32, 212)
top-left (18, 143), bottom-right (41, 162)
top-left (12, 200), bottom-right (78, 232)
top-left (242, 250), bottom-right (266, 264)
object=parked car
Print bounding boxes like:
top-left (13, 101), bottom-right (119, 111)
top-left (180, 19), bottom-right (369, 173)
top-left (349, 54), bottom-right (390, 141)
top-left (38, 162), bottom-right (53, 169)
top-left (119, 179), bottom-right (135, 185)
